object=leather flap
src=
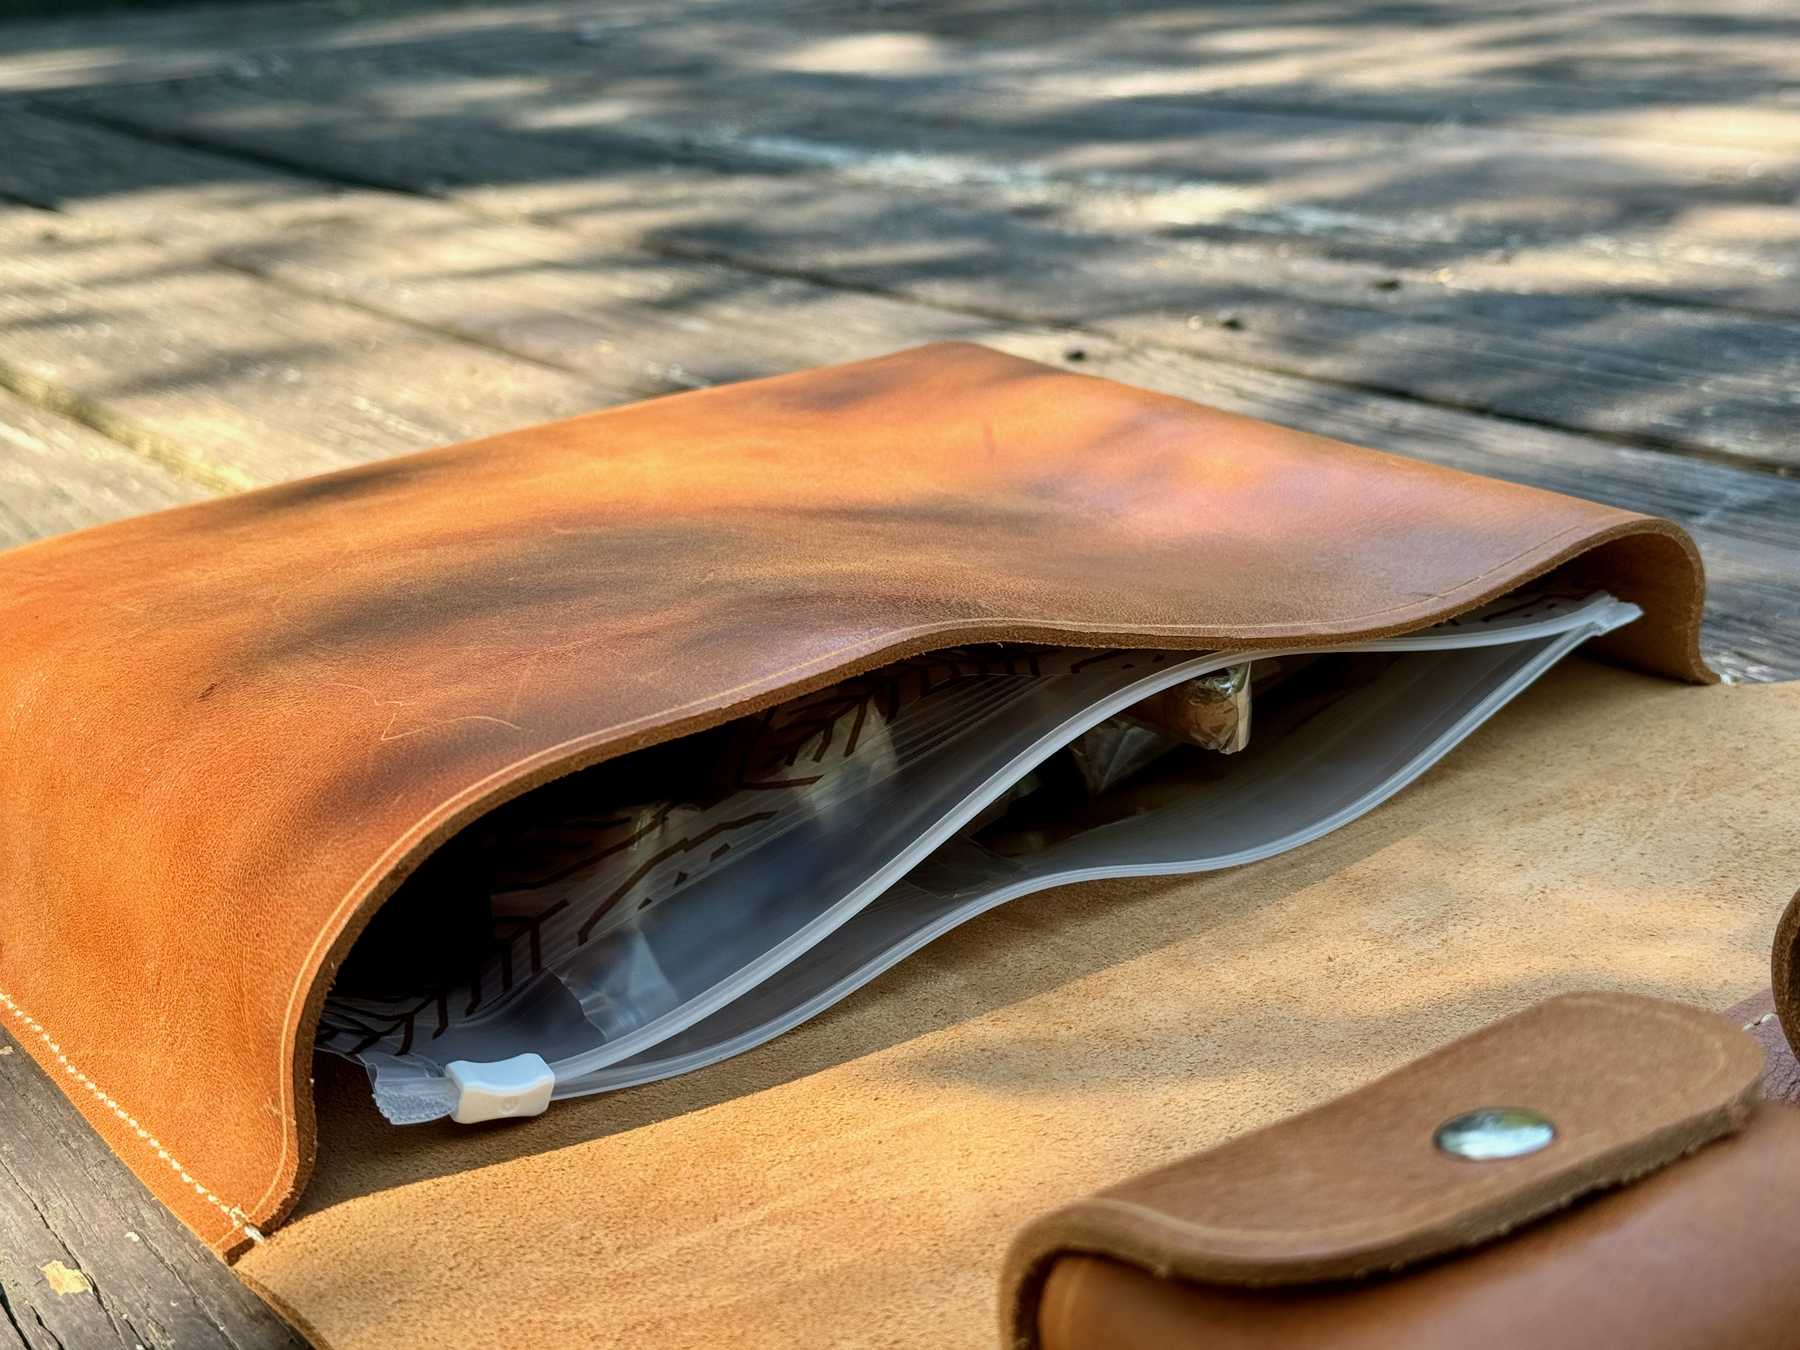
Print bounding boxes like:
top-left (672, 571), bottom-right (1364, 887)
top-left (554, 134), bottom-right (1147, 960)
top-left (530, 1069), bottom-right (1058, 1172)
top-left (1003, 992), bottom-right (1762, 1342)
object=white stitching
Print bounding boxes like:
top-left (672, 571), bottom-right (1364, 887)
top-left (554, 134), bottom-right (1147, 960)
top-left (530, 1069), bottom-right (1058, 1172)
top-left (0, 988), bottom-right (263, 1245)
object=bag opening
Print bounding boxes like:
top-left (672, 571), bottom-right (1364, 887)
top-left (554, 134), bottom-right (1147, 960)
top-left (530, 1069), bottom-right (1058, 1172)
top-left (318, 583), bottom-right (1640, 1125)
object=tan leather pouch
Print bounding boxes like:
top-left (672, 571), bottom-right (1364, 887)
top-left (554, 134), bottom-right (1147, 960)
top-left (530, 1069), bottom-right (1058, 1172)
top-left (1005, 992), bottom-right (1795, 1350)
top-left (0, 342), bottom-right (1709, 1255)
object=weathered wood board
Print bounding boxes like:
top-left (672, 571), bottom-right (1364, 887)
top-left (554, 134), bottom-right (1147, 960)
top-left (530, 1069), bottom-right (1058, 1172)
top-left (9, 0), bottom-right (1800, 153)
top-left (35, 33), bottom-right (1800, 471)
top-left (0, 1022), bottom-right (306, 1350)
top-left (0, 200), bottom-right (626, 489)
top-left (0, 383), bottom-right (208, 548)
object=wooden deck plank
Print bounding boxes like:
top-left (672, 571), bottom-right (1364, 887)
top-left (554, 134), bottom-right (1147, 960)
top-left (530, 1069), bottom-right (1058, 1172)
top-left (0, 108), bottom-right (1011, 396)
top-left (34, 4), bottom-right (1800, 293)
top-left (8, 0), bottom-right (1800, 146)
top-left (416, 3), bottom-right (1800, 312)
top-left (13, 0), bottom-right (1800, 320)
top-left (42, 54), bottom-right (1800, 472)
top-left (0, 202), bottom-right (626, 490)
top-left (673, 0), bottom-right (1800, 152)
top-left (0, 1027), bottom-right (306, 1350)
top-left (46, 32), bottom-right (1798, 278)
top-left (0, 382), bottom-right (210, 549)
top-left (0, 0), bottom-right (569, 96)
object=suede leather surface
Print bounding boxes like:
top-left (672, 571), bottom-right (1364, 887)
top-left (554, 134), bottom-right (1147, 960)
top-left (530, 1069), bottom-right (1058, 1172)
top-left (0, 343), bottom-right (1709, 1253)
top-left (232, 662), bottom-right (1800, 1350)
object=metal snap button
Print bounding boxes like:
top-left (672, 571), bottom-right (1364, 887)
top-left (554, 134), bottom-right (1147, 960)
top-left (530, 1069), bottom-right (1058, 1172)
top-left (1434, 1107), bottom-right (1556, 1160)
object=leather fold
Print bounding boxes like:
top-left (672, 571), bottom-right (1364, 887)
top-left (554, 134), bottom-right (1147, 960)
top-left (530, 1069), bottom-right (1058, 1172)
top-left (0, 342), bottom-right (1710, 1255)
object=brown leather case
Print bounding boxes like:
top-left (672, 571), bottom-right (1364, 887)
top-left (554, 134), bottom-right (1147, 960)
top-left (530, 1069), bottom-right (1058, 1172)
top-left (1007, 993), bottom-right (1794, 1350)
top-left (0, 342), bottom-right (1710, 1256)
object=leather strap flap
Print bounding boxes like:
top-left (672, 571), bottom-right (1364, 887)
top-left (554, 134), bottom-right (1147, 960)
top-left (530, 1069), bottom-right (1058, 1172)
top-left (1003, 990), bottom-right (1762, 1341)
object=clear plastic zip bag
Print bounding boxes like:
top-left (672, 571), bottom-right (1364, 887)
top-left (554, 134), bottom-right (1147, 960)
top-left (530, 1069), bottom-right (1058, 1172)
top-left (318, 587), bottom-right (1641, 1123)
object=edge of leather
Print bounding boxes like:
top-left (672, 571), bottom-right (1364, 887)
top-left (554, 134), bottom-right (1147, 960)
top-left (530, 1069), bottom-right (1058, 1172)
top-left (999, 994), bottom-right (1760, 1350)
